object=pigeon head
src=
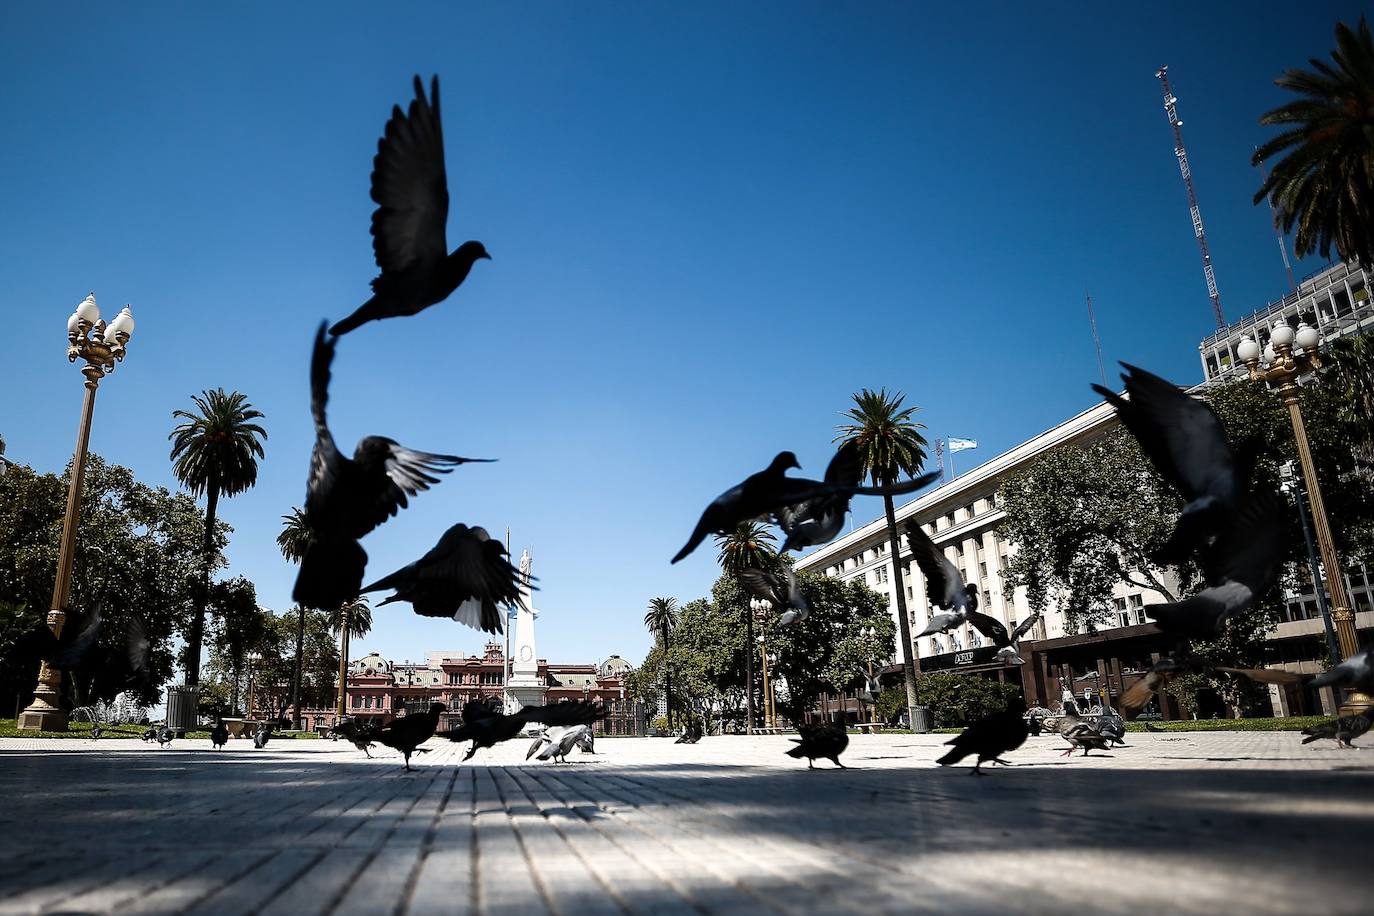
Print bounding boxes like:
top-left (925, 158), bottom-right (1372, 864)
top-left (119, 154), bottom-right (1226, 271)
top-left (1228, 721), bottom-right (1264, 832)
top-left (457, 240), bottom-right (491, 262)
top-left (429, 701), bottom-right (448, 714)
top-left (769, 451), bottom-right (801, 473)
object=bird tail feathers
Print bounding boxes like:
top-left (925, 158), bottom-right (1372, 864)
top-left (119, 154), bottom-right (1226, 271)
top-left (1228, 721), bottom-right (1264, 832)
top-left (293, 538), bottom-right (367, 611)
top-left (936, 747), bottom-right (970, 766)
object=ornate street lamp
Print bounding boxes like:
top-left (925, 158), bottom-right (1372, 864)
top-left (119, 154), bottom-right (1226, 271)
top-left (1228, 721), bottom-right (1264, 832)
top-left (1237, 323), bottom-right (1359, 662)
top-left (19, 294), bottom-right (135, 731)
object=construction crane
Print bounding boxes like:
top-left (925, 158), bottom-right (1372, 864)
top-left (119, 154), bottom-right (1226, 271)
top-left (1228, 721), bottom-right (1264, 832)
top-left (1086, 292), bottom-right (1107, 387)
top-left (1255, 151), bottom-right (1297, 293)
top-left (1155, 66), bottom-right (1225, 331)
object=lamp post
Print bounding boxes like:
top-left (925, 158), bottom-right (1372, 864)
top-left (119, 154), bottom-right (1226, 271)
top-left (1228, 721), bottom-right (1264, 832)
top-left (755, 613), bottom-right (774, 730)
top-left (1279, 460), bottom-right (1340, 667)
top-left (18, 295), bottom-right (135, 732)
top-left (1237, 323), bottom-right (1360, 662)
top-left (862, 625), bottom-right (879, 725)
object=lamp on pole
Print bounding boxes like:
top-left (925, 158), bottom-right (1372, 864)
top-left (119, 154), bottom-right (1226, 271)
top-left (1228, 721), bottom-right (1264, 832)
top-left (1279, 460), bottom-right (1340, 668)
top-left (1237, 323), bottom-right (1360, 662)
top-left (754, 603), bottom-right (775, 729)
top-left (19, 294), bottom-right (135, 732)
top-left (862, 625), bottom-right (879, 725)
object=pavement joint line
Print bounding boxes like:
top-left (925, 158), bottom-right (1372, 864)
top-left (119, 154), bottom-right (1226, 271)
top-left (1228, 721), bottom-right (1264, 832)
top-left (485, 765), bottom-right (563, 916)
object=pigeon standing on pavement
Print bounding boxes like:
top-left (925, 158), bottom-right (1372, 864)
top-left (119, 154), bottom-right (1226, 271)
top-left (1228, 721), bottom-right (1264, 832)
top-left (1300, 712), bottom-right (1373, 749)
top-left (360, 523), bottom-right (523, 634)
top-left (525, 724), bottom-right (594, 763)
top-left (675, 721), bottom-right (704, 744)
top-left (786, 722), bottom-right (849, 770)
top-left (377, 702), bottom-right (447, 771)
top-left (330, 718), bottom-right (382, 757)
top-left (737, 565), bottom-right (811, 626)
top-left (442, 700), bottom-right (606, 761)
top-left (1057, 712), bottom-right (1110, 757)
top-left (210, 717), bottom-right (229, 749)
top-left (1092, 363), bottom-right (1251, 563)
top-left (294, 324), bottom-right (492, 610)
top-left (330, 76), bottom-right (490, 336)
top-left (937, 697), bottom-right (1028, 775)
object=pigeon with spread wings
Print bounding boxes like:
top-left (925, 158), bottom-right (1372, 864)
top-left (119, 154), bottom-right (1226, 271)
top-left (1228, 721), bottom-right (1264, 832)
top-left (441, 700), bottom-right (605, 761)
top-left (905, 521), bottom-right (979, 637)
top-left (967, 612), bottom-right (1042, 666)
top-left (737, 565), bottom-right (810, 626)
top-left (773, 444), bottom-right (872, 552)
top-left (294, 323), bottom-right (492, 610)
top-left (361, 523), bottom-right (523, 634)
top-left (1092, 363), bottom-right (1251, 564)
top-left (331, 76), bottom-right (489, 336)
top-left (1119, 653), bottom-right (1305, 720)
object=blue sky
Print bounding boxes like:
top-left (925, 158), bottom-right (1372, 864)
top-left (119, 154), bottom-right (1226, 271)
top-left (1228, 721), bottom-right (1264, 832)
top-left (0, 1), bottom-right (1364, 670)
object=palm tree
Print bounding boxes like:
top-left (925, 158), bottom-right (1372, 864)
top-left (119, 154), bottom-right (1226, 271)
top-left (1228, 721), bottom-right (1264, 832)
top-left (835, 388), bottom-right (928, 731)
top-left (168, 388), bottom-right (266, 691)
top-left (715, 522), bottom-right (777, 732)
top-left (277, 508), bottom-right (313, 728)
top-left (328, 597), bottom-right (372, 718)
top-left (1252, 17), bottom-right (1374, 268)
top-left (643, 597), bottom-right (679, 730)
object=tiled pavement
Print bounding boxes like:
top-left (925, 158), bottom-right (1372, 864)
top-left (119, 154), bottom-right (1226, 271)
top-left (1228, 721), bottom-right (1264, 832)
top-left (0, 730), bottom-right (1369, 915)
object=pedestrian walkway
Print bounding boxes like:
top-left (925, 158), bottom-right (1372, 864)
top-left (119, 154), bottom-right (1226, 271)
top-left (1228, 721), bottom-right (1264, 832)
top-left (0, 731), bottom-right (1368, 914)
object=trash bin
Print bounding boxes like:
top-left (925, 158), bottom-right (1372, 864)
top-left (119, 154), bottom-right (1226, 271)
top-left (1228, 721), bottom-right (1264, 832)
top-left (166, 686), bottom-right (199, 735)
top-left (913, 706), bottom-right (933, 734)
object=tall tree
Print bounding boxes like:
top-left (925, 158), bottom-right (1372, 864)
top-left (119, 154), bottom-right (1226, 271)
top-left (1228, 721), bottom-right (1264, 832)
top-left (643, 597), bottom-right (679, 729)
top-left (168, 389), bottom-right (266, 690)
top-left (715, 522), bottom-right (777, 730)
top-left (277, 508), bottom-right (312, 728)
top-left (328, 596), bottom-right (372, 717)
top-left (1252, 17), bottom-right (1374, 268)
top-left (1321, 333), bottom-right (1374, 474)
top-left (835, 387), bottom-right (928, 730)
top-left (208, 576), bottom-right (266, 714)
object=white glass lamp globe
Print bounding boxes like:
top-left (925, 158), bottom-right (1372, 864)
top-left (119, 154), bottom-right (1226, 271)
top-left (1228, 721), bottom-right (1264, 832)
top-left (1263, 342), bottom-right (1277, 363)
top-left (1294, 322), bottom-right (1319, 352)
top-left (1237, 337), bottom-right (1260, 362)
top-left (1271, 323), bottom-right (1296, 348)
top-left (74, 294), bottom-right (99, 326)
top-left (67, 313), bottom-right (81, 335)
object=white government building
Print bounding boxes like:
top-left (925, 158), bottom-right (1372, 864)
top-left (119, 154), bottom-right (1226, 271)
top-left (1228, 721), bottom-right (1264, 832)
top-left (796, 260), bottom-right (1373, 720)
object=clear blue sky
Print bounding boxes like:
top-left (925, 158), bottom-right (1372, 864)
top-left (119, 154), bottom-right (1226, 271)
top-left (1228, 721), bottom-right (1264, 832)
top-left (0, 1), bottom-right (1363, 670)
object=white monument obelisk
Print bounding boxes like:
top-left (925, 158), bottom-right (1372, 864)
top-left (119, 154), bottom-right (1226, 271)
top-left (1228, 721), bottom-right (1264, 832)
top-left (504, 549), bottom-right (548, 712)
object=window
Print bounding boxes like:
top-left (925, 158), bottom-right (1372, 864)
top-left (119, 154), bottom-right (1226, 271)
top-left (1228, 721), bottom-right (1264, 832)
top-left (448, 673), bottom-right (459, 685)
top-left (875, 565), bottom-right (889, 584)
top-left (1114, 597), bottom-right (1129, 629)
top-left (351, 694), bottom-right (359, 708)
top-left (906, 586), bottom-right (913, 601)
top-left (364, 696), bottom-right (373, 709)
top-left (950, 632), bottom-right (962, 651)
top-left (1128, 594), bottom-right (1146, 626)
top-left (982, 589), bottom-right (992, 607)
top-left (979, 561), bottom-right (987, 579)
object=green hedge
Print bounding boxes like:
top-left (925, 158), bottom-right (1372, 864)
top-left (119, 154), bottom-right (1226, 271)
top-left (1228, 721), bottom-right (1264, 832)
top-left (0, 719), bottom-right (320, 740)
top-left (1123, 716), bottom-right (1329, 733)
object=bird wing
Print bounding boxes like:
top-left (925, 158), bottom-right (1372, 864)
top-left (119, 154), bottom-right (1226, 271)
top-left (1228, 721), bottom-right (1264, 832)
top-left (370, 75), bottom-right (449, 280)
top-left (518, 701), bottom-right (606, 728)
top-left (526, 733), bottom-right (550, 759)
top-left (125, 615), bottom-right (152, 687)
top-left (362, 524), bottom-right (519, 633)
top-left (822, 442), bottom-right (865, 486)
top-left (736, 568), bottom-right (782, 605)
top-left (967, 612), bottom-right (1011, 648)
top-left (1203, 491), bottom-right (1286, 594)
top-left (48, 606), bottom-right (103, 670)
top-left (1009, 613), bottom-right (1041, 643)
top-left (306, 323), bottom-right (345, 519)
top-left (348, 438), bottom-right (492, 536)
top-left (1214, 666), bottom-right (1307, 685)
top-left (904, 521), bottom-right (967, 610)
top-left (1092, 363), bottom-right (1235, 504)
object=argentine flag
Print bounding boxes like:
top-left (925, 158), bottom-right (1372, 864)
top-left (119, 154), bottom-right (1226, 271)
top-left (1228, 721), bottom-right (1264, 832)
top-left (948, 437), bottom-right (978, 452)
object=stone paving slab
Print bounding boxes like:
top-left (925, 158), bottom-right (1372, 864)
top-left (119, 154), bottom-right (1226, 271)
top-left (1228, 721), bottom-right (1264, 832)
top-left (0, 731), bottom-right (1370, 914)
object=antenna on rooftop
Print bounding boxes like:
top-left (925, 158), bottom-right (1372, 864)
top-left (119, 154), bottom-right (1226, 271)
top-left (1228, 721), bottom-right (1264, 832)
top-left (1086, 291), bottom-right (1107, 388)
top-left (1156, 66), bottom-right (1225, 331)
top-left (1254, 150), bottom-right (1297, 293)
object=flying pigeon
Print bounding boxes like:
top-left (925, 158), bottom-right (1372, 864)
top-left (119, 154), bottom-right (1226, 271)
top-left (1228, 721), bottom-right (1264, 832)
top-left (361, 523), bottom-right (523, 634)
top-left (330, 76), bottom-right (489, 336)
top-left (1144, 491), bottom-right (1287, 638)
top-left (966, 612), bottom-right (1042, 666)
top-left (1093, 363), bottom-right (1254, 564)
top-left (1300, 711), bottom-right (1372, 749)
top-left (672, 452), bottom-right (936, 564)
top-left (737, 565), bottom-right (810, 626)
top-left (294, 323), bottom-right (492, 610)
top-left (772, 443), bottom-right (866, 552)
top-left (1118, 653), bottom-right (1304, 719)
top-left (1311, 646), bottom-right (1374, 694)
top-left (937, 696), bottom-right (1028, 775)
top-left (785, 721), bottom-right (849, 769)
top-left (377, 702), bottom-right (447, 771)
top-left (442, 700), bottom-right (605, 761)
top-left (905, 521), bottom-right (978, 637)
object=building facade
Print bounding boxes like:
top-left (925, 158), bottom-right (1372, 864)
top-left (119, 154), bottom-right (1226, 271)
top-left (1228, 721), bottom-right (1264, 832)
top-left (799, 260), bottom-right (1373, 721)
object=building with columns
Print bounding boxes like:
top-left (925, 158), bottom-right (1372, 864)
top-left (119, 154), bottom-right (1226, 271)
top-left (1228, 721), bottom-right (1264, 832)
top-left (798, 260), bottom-right (1373, 721)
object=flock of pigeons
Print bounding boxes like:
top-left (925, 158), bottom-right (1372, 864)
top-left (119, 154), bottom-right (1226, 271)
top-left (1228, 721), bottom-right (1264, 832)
top-left (19, 77), bottom-right (1374, 772)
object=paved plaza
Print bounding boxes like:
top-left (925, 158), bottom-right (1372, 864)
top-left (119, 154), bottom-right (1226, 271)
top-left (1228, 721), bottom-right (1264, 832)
top-left (0, 730), bottom-right (1369, 915)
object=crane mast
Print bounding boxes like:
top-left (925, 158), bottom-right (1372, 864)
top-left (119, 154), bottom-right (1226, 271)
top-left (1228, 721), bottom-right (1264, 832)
top-left (1156, 66), bottom-right (1225, 331)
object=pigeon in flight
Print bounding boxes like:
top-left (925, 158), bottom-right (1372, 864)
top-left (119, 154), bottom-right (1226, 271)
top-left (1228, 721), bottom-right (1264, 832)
top-left (1093, 363), bottom-right (1253, 564)
top-left (905, 521), bottom-right (978, 637)
top-left (672, 452), bottom-right (936, 564)
top-left (737, 565), bottom-right (810, 626)
top-left (330, 76), bottom-right (489, 336)
top-left (785, 721), bottom-right (849, 769)
top-left (361, 523), bottom-right (523, 634)
top-left (1311, 646), bottom-right (1374, 693)
top-left (1300, 712), bottom-right (1372, 749)
top-left (1118, 653), bottom-right (1304, 720)
top-left (966, 612), bottom-right (1041, 666)
top-left (294, 323), bottom-right (492, 610)
top-left (772, 443), bottom-right (864, 553)
top-left (442, 699), bottom-right (605, 761)
top-left (13, 607), bottom-right (153, 704)
top-left (1144, 491), bottom-right (1287, 639)
top-left (937, 696), bottom-right (1028, 775)
top-left (330, 717), bottom-right (382, 757)
top-left (377, 701), bottom-right (447, 771)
